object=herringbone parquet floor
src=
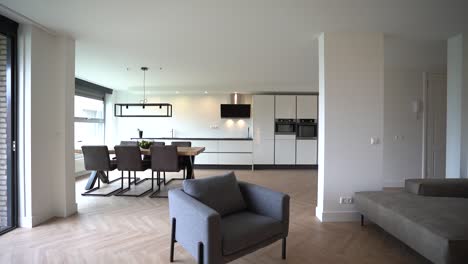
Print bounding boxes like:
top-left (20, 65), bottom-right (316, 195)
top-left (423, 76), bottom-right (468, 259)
top-left (0, 169), bottom-right (428, 264)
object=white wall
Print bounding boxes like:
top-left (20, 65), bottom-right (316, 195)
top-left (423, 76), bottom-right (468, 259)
top-left (317, 32), bottom-right (384, 222)
top-left (18, 24), bottom-right (76, 227)
top-left (106, 92), bottom-right (253, 145)
top-left (383, 37), bottom-right (446, 186)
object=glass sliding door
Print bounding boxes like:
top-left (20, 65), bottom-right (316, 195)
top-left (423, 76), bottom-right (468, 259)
top-left (0, 16), bottom-right (18, 235)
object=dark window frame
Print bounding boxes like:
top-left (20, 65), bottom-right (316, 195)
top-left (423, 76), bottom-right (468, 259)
top-left (0, 14), bottom-right (18, 235)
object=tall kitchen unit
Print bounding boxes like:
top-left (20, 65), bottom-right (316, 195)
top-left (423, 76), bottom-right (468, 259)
top-left (252, 95), bottom-right (275, 164)
top-left (274, 95), bottom-right (297, 164)
top-left (296, 95), bottom-right (318, 165)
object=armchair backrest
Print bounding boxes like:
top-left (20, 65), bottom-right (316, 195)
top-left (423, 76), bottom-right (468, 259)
top-left (182, 172), bottom-right (247, 216)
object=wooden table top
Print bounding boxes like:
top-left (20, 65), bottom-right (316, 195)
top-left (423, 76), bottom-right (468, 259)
top-left (75, 146), bottom-right (205, 156)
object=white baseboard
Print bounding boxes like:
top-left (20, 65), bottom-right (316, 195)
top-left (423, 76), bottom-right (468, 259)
top-left (316, 207), bottom-right (361, 222)
top-left (19, 214), bottom-right (54, 228)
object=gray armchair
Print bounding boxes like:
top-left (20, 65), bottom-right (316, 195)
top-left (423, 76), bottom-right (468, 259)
top-left (168, 172), bottom-right (290, 264)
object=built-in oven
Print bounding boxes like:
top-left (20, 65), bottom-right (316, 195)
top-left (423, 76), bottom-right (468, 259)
top-left (275, 119), bottom-right (296, 134)
top-left (296, 119), bottom-right (317, 139)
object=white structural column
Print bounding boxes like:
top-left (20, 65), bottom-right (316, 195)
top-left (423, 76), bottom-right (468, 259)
top-left (18, 24), bottom-right (77, 227)
top-left (446, 34), bottom-right (468, 178)
top-left (317, 32), bottom-right (385, 222)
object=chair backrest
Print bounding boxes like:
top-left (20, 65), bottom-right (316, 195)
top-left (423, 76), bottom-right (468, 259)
top-left (120, 141), bottom-right (138, 146)
top-left (114, 145), bottom-right (144, 171)
top-left (81, 145), bottom-right (112, 171)
top-left (171, 141), bottom-right (192, 147)
top-left (150, 145), bottom-right (180, 172)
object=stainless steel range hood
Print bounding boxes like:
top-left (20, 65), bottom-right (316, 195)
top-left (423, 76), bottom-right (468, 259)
top-left (230, 93), bottom-right (248, 104)
top-left (221, 93), bottom-right (251, 118)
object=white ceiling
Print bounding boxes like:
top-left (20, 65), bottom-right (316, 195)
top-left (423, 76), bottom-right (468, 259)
top-left (1, 0), bottom-right (467, 92)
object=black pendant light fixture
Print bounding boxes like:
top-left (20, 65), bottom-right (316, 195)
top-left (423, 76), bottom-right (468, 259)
top-left (114, 66), bottom-right (173, 117)
top-left (140, 67), bottom-right (148, 106)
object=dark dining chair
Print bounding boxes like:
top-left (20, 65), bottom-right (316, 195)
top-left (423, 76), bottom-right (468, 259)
top-left (120, 141), bottom-right (138, 146)
top-left (150, 145), bottom-right (182, 198)
top-left (171, 141), bottom-right (192, 179)
top-left (81, 145), bottom-right (121, 196)
top-left (114, 145), bottom-right (152, 197)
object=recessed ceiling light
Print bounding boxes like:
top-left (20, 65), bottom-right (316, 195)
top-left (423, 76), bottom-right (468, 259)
top-left (204, 91), bottom-right (208, 94)
top-left (175, 91), bottom-right (180, 94)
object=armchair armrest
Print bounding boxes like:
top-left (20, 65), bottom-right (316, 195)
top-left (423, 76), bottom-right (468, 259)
top-left (238, 182), bottom-right (290, 226)
top-left (168, 189), bottom-right (222, 264)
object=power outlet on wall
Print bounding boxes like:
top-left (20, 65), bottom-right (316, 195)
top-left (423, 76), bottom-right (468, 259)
top-left (339, 197), bottom-right (354, 204)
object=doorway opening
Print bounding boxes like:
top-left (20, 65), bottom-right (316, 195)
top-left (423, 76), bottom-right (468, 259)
top-left (422, 73), bottom-right (447, 179)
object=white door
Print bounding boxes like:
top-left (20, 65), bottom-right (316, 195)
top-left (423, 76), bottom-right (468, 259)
top-left (425, 74), bottom-right (447, 178)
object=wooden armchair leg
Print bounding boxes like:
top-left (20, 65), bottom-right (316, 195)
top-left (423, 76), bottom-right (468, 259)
top-left (282, 237), bottom-right (287, 259)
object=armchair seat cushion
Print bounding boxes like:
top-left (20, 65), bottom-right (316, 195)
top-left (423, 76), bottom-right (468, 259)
top-left (221, 211), bottom-right (283, 256)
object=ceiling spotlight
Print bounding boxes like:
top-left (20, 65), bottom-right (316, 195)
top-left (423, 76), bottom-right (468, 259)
top-left (176, 91), bottom-right (180, 94)
top-left (204, 91), bottom-right (208, 94)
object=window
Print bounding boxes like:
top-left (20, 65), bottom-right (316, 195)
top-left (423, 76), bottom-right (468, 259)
top-left (74, 95), bottom-right (105, 157)
top-left (0, 15), bottom-right (18, 235)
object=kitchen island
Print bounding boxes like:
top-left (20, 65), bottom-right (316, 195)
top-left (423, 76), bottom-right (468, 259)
top-left (131, 137), bottom-right (254, 169)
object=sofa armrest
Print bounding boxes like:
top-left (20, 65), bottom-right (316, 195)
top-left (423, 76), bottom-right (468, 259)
top-left (238, 182), bottom-right (290, 226)
top-left (168, 189), bottom-right (222, 264)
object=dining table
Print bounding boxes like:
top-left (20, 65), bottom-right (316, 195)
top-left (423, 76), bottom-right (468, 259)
top-left (75, 146), bottom-right (205, 190)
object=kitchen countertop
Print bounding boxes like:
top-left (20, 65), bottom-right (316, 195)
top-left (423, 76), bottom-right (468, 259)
top-left (131, 137), bottom-right (253, 141)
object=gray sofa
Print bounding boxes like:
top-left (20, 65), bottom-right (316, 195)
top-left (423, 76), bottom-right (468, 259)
top-left (355, 179), bottom-right (468, 264)
top-left (168, 172), bottom-right (290, 264)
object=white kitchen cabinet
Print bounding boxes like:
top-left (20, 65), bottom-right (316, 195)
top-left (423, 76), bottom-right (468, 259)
top-left (218, 153), bottom-right (252, 165)
top-left (297, 95), bottom-right (318, 119)
top-left (190, 140), bottom-right (218, 152)
top-left (219, 140), bottom-right (252, 153)
top-left (253, 95), bottom-right (275, 140)
top-left (253, 139), bottom-right (274, 164)
top-left (296, 139), bottom-right (317, 165)
top-left (253, 95), bottom-right (275, 165)
top-left (275, 138), bottom-right (296, 164)
top-left (195, 153), bottom-right (219, 165)
top-left (275, 95), bottom-right (296, 119)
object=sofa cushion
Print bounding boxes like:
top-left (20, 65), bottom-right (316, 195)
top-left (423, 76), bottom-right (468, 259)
top-left (183, 171), bottom-right (246, 216)
top-left (405, 179), bottom-right (468, 198)
top-left (221, 211), bottom-right (283, 256)
top-left (355, 191), bottom-right (468, 264)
